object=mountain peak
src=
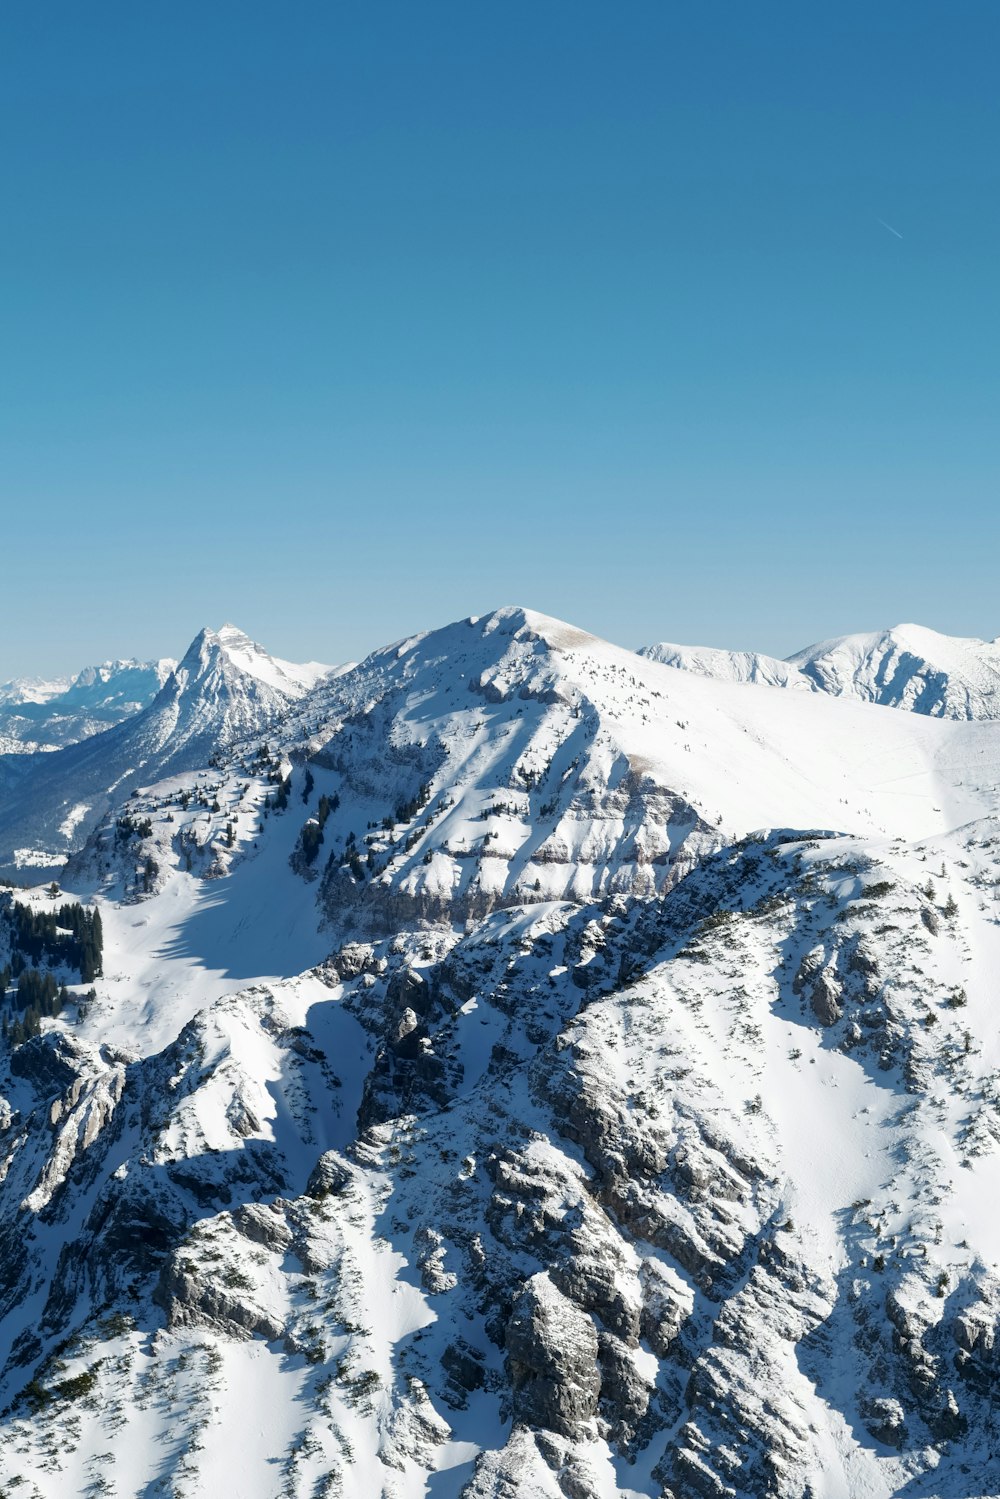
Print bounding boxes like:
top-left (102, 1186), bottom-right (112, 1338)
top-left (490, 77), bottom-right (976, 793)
top-left (6, 605), bottom-right (1000, 1496)
top-left (216, 622), bottom-right (254, 646)
top-left (171, 625), bottom-right (329, 696)
top-left (473, 604), bottom-right (599, 651)
top-left (177, 625), bottom-right (219, 665)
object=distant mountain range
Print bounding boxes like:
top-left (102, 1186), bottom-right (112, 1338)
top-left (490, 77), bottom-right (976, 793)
top-left (0, 657), bottom-right (176, 752)
top-left (640, 622), bottom-right (1000, 719)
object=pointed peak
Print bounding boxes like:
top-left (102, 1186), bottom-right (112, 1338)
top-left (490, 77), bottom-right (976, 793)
top-left (170, 624), bottom-right (330, 698)
top-left (178, 626), bottom-right (218, 664)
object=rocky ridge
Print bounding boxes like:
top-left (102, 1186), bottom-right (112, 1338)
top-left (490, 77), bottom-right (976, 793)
top-left (0, 608), bottom-right (999, 1495)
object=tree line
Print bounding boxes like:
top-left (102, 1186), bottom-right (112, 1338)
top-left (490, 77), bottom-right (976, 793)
top-left (0, 897), bottom-right (104, 1047)
top-left (8, 901), bottom-right (103, 983)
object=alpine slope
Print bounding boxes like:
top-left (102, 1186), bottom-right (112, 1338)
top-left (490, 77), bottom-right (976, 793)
top-left (0, 607), bottom-right (998, 1499)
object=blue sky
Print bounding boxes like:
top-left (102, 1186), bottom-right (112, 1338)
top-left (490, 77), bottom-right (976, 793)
top-left (1, 2), bottom-right (997, 677)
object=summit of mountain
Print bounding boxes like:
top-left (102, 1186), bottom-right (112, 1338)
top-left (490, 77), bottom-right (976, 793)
top-left (640, 621), bottom-right (1000, 719)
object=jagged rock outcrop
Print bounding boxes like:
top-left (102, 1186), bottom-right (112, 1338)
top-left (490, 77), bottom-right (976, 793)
top-left (505, 1274), bottom-right (601, 1439)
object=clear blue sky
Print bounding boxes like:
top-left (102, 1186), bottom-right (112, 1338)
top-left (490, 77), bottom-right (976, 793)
top-left (1, 2), bottom-right (997, 677)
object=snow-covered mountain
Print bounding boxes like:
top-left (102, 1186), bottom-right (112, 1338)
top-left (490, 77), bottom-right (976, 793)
top-left (280, 608), bottom-right (987, 934)
top-left (0, 624), bottom-right (334, 877)
top-left (208, 621), bottom-right (331, 695)
top-left (641, 622), bottom-right (1000, 719)
top-left (2, 606), bottom-right (1000, 1497)
top-left (0, 657), bottom-right (176, 753)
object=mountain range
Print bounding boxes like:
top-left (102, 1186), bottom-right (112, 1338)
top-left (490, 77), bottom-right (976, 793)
top-left (640, 622), bottom-right (1000, 720)
top-left (0, 657), bottom-right (176, 754)
top-left (0, 609), bottom-right (998, 1498)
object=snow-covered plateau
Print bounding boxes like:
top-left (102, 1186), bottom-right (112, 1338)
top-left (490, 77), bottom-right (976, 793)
top-left (0, 607), bottom-right (999, 1498)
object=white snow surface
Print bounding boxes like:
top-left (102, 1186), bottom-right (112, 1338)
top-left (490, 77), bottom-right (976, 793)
top-left (212, 622), bottom-right (333, 694)
top-left (291, 608), bottom-right (1000, 924)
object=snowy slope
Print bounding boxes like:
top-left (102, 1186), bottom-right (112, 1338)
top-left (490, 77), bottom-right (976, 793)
top-left (211, 622), bottom-right (331, 694)
top-left (1, 607), bottom-right (1000, 1497)
top-left (637, 640), bottom-right (808, 692)
top-left (641, 622), bottom-right (1000, 719)
top-left (286, 608), bottom-right (998, 932)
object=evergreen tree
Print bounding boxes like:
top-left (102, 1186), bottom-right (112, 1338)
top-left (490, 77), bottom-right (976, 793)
top-left (301, 821), bottom-right (323, 865)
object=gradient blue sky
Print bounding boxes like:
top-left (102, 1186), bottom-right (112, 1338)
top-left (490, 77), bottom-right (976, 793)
top-left (2, 2), bottom-right (998, 677)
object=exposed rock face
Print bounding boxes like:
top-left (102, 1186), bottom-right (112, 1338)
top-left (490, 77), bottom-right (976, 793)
top-left (810, 969), bottom-right (842, 1026)
top-left (154, 1253), bottom-right (286, 1343)
top-left (440, 1337), bottom-right (486, 1407)
top-left (306, 608), bottom-right (747, 935)
top-left (953, 1291), bottom-right (1000, 1393)
top-left (305, 1149), bottom-right (352, 1200)
top-left (3, 816), bottom-right (999, 1497)
top-left (9, 1032), bottom-right (88, 1099)
top-left (505, 1274), bottom-right (600, 1439)
top-left (231, 1201), bottom-right (293, 1252)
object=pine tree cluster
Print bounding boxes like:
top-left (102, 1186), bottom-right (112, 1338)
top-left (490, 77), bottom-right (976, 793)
top-left (0, 898), bottom-right (105, 1048)
top-left (8, 902), bottom-right (103, 983)
top-left (1, 968), bottom-right (72, 1045)
top-left (115, 813), bottom-right (153, 844)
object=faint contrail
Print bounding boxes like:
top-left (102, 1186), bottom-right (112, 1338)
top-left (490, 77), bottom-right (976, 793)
top-left (877, 217), bottom-right (904, 240)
